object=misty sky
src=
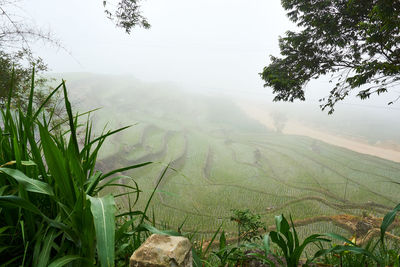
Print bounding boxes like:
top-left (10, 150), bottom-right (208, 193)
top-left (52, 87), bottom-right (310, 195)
top-left (21, 0), bottom-right (291, 92)
top-left (17, 0), bottom-right (400, 112)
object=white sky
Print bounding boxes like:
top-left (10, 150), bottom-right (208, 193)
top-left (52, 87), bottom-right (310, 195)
top-left (21, 0), bottom-right (293, 93)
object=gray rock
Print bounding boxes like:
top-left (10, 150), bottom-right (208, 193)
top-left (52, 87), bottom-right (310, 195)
top-left (130, 234), bottom-right (192, 267)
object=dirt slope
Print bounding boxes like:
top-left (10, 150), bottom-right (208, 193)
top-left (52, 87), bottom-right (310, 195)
top-left (237, 101), bottom-right (400, 163)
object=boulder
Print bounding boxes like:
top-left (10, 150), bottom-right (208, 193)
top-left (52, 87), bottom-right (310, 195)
top-left (130, 234), bottom-right (192, 267)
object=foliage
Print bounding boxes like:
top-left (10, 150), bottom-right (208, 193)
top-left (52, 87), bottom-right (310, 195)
top-left (103, 0), bottom-right (150, 34)
top-left (230, 209), bottom-right (266, 244)
top-left (211, 230), bottom-right (244, 267)
top-left (381, 202), bottom-right (400, 242)
top-left (311, 233), bottom-right (382, 266)
top-left (0, 71), bottom-right (150, 266)
top-left (309, 202), bottom-right (400, 266)
top-left (263, 214), bottom-right (330, 267)
top-left (260, 0), bottom-right (400, 113)
top-left (114, 165), bottom-right (173, 266)
top-left (0, 50), bottom-right (52, 110)
top-left (0, 1), bottom-right (61, 115)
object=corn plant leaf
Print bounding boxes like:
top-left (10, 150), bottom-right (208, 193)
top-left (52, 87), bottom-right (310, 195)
top-left (0, 195), bottom-right (46, 216)
top-left (33, 83), bottom-right (63, 120)
top-left (0, 185), bottom-right (9, 195)
top-left (39, 123), bottom-right (76, 204)
top-left (37, 229), bottom-right (57, 267)
top-left (48, 255), bottom-right (84, 267)
top-left (0, 168), bottom-right (54, 196)
top-left (293, 234), bottom-right (330, 264)
top-left (269, 231), bottom-right (288, 259)
top-left (220, 230), bottom-right (226, 250)
top-left (89, 195), bottom-right (116, 267)
top-left (81, 125), bottom-right (132, 156)
top-left (115, 217), bottom-right (137, 242)
top-left (312, 245), bottom-right (381, 264)
top-left (192, 248), bottom-right (203, 267)
top-left (62, 81), bottom-right (80, 156)
top-left (21, 160), bottom-right (36, 166)
top-left (141, 223), bottom-right (181, 237)
top-left (0, 226), bottom-right (12, 235)
top-left (27, 69), bottom-right (35, 118)
top-left (0, 196), bottom-right (79, 242)
top-left (100, 162), bottom-right (152, 180)
top-left (263, 234), bottom-right (270, 256)
top-left (325, 232), bottom-right (356, 246)
top-left (381, 203), bottom-right (400, 242)
top-left (85, 171), bottom-right (102, 195)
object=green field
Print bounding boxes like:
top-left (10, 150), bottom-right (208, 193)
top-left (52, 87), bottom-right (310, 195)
top-left (61, 73), bottom-right (400, 241)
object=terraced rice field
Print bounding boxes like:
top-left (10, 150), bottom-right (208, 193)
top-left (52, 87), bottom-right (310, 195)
top-left (66, 74), bottom-right (400, 241)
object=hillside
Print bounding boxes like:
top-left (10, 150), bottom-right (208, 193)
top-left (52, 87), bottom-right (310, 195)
top-left (58, 73), bottom-right (400, 240)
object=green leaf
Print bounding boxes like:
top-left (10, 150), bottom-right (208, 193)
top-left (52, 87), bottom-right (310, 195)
top-left (48, 255), bottom-right (84, 267)
top-left (381, 203), bottom-right (400, 242)
top-left (0, 168), bottom-right (54, 196)
top-left (192, 248), bottom-right (202, 267)
top-left (81, 125), bottom-right (132, 156)
top-left (27, 68), bottom-right (35, 118)
top-left (39, 123), bottom-right (76, 204)
top-left (263, 234), bottom-right (270, 256)
top-left (220, 230), bottom-right (226, 250)
top-left (269, 231), bottom-right (288, 259)
top-left (33, 83), bottom-right (63, 120)
top-left (62, 81), bottom-right (80, 156)
top-left (275, 214), bottom-right (283, 233)
top-left (37, 229), bottom-right (57, 267)
top-left (0, 195), bottom-right (46, 216)
top-left (85, 171), bottom-right (102, 195)
top-left (313, 245), bottom-right (382, 264)
top-left (140, 164), bottom-right (169, 225)
top-left (294, 234), bottom-right (330, 264)
top-left (100, 162), bottom-right (152, 180)
top-left (290, 214), bottom-right (299, 248)
top-left (89, 195), bottom-right (116, 267)
top-left (21, 160), bottom-right (37, 166)
top-left (0, 195), bottom-right (75, 236)
top-left (141, 224), bottom-right (181, 236)
top-left (325, 232), bottom-right (356, 246)
top-left (203, 225), bottom-right (221, 256)
top-left (115, 217), bottom-right (137, 241)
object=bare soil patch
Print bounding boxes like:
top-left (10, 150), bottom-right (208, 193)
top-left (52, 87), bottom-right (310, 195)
top-left (237, 101), bottom-right (400, 163)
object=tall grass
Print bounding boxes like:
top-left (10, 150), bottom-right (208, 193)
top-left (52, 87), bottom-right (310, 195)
top-left (0, 70), bottom-right (150, 266)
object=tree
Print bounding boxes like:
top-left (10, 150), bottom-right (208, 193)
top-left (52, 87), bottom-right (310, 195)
top-left (260, 0), bottom-right (400, 113)
top-left (103, 0), bottom-right (150, 34)
top-left (0, 0), bottom-right (61, 109)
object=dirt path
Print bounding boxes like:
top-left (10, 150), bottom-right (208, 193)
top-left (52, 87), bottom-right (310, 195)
top-left (237, 101), bottom-right (400, 163)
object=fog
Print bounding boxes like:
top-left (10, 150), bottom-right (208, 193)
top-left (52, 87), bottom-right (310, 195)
top-left (23, 0), bottom-right (291, 93)
top-left (18, 0), bottom-right (399, 143)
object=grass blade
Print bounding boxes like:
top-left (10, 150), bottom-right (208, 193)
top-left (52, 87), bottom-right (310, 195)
top-left (101, 162), bottom-right (152, 180)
